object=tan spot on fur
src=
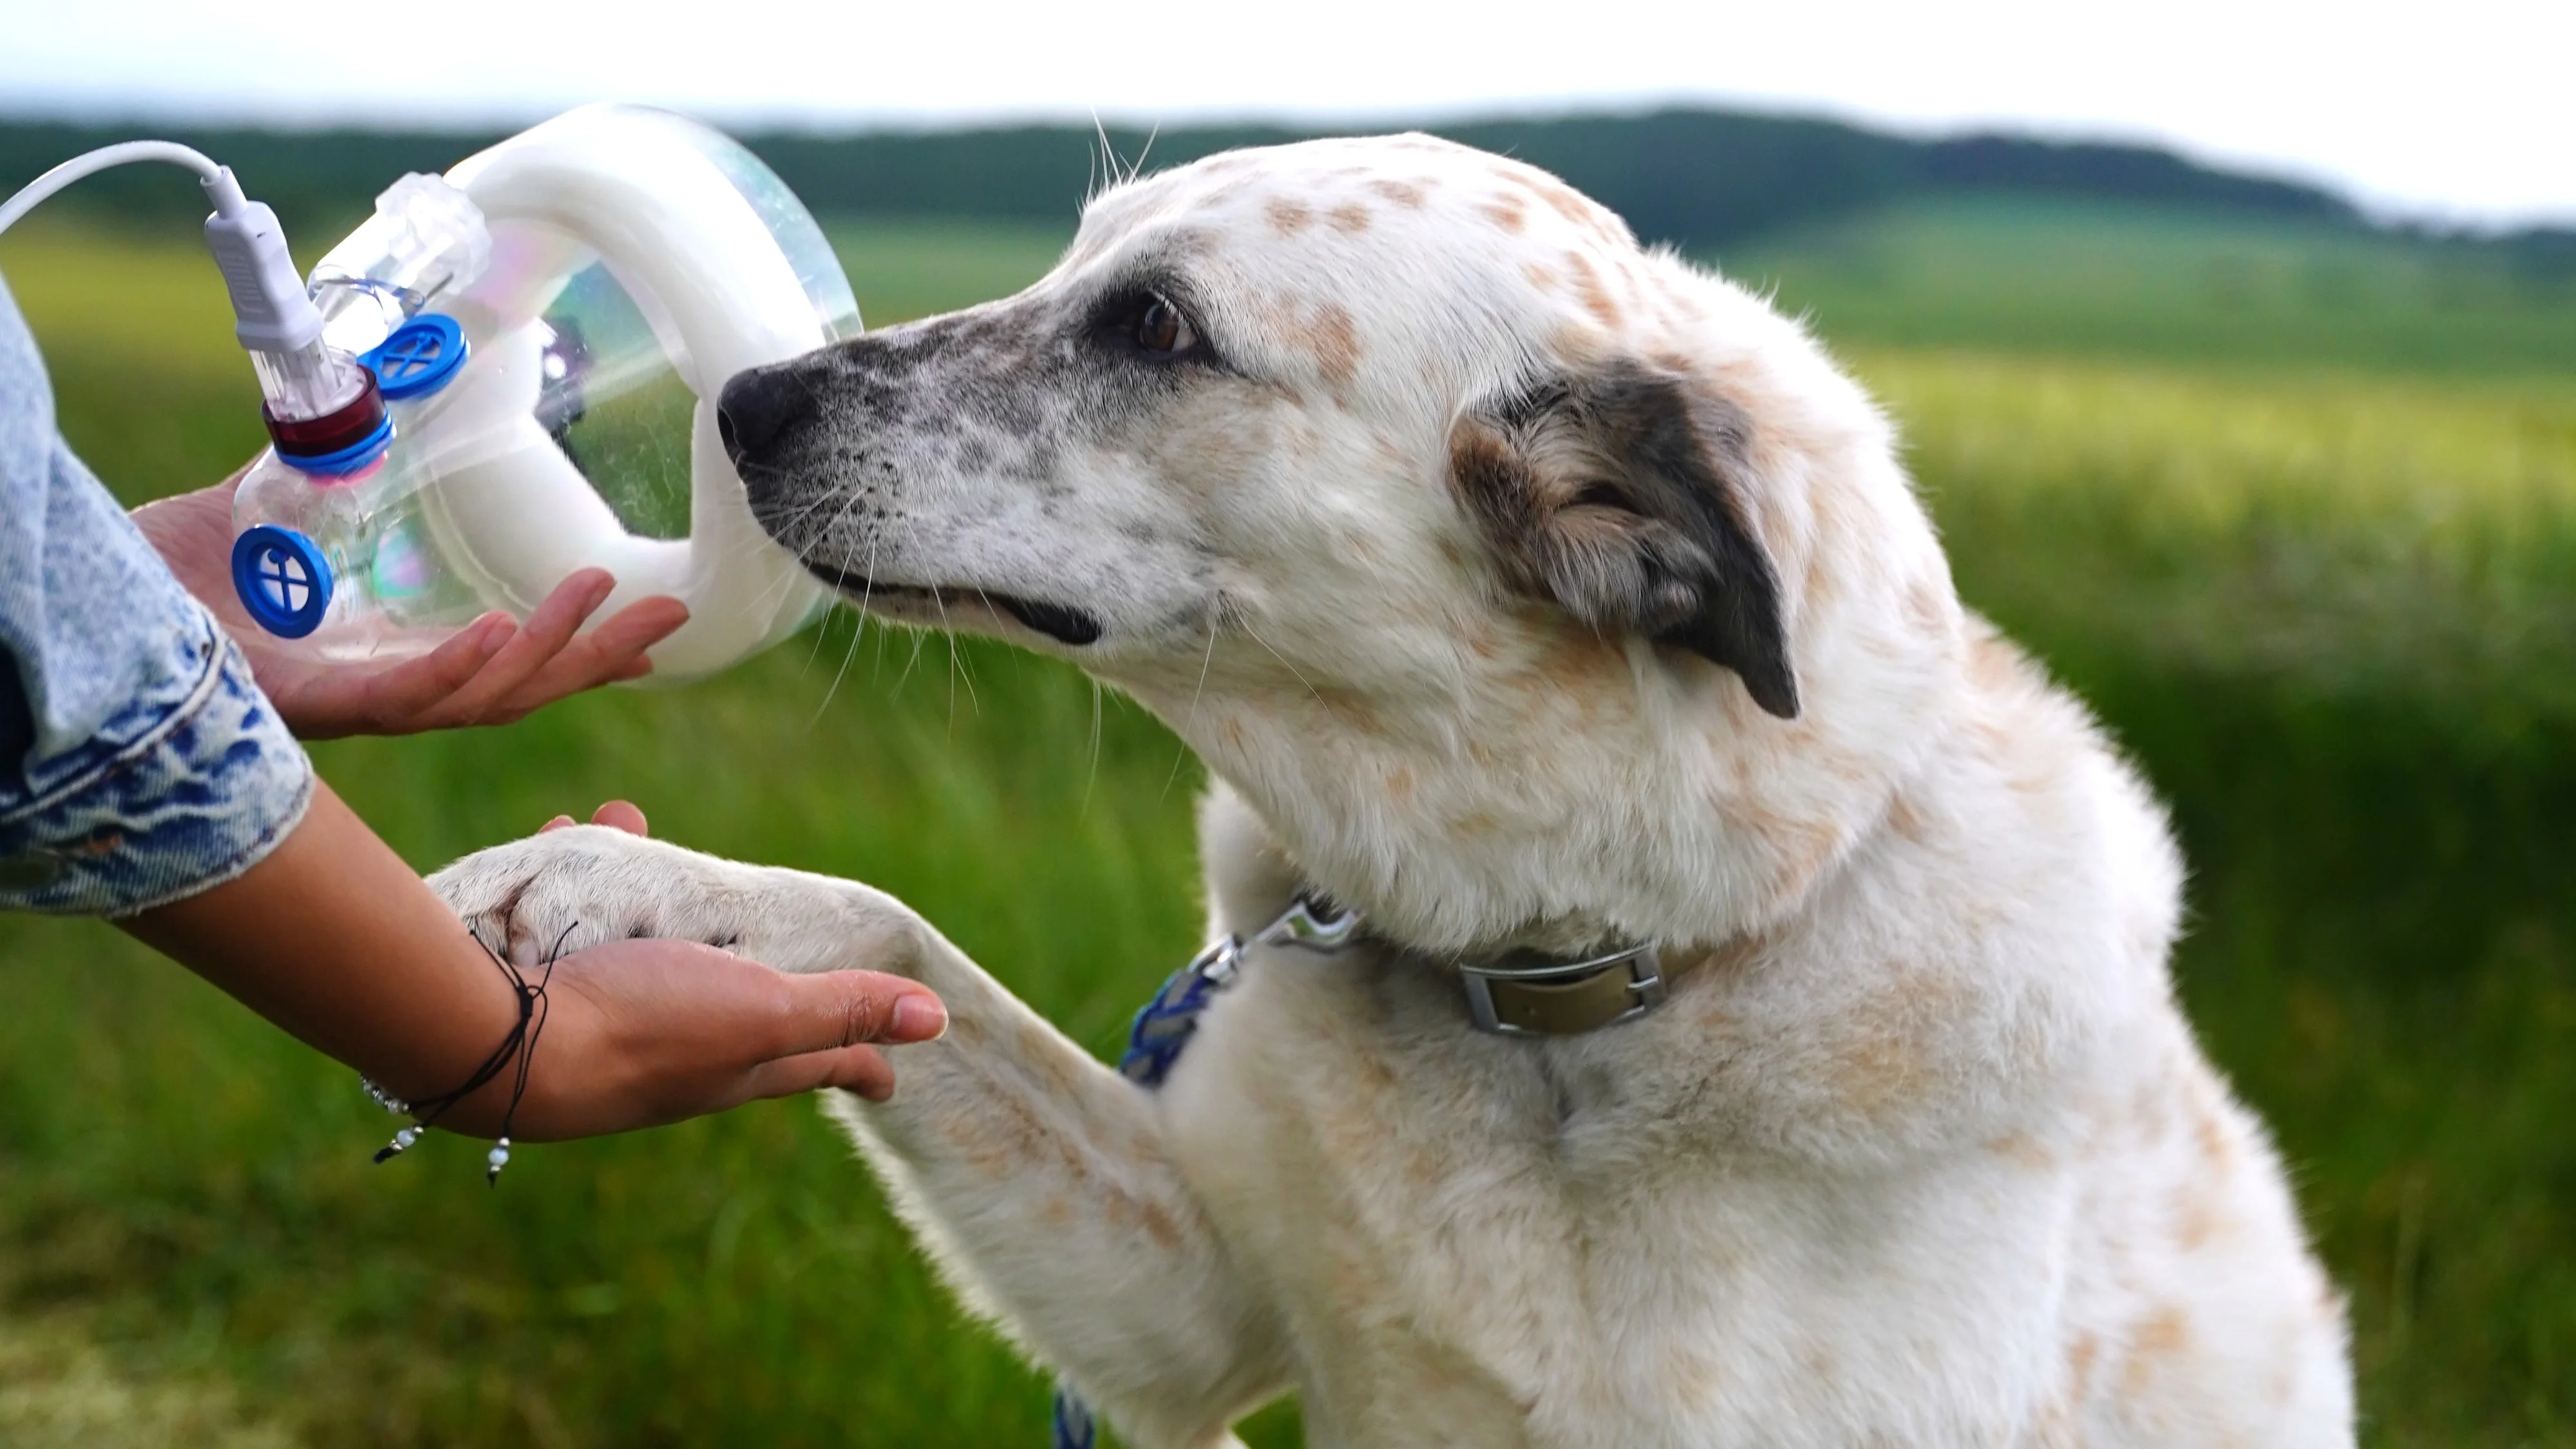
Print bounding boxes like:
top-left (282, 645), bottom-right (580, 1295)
top-left (1327, 202), bottom-right (1371, 232)
top-left (1368, 178), bottom-right (1428, 208)
top-left (1886, 791), bottom-right (1930, 844)
top-left (1675, 931), bottom-right (1766, 989)
top-left (1827, 1017), bottom-right (1927, 1119)
top-left (1986, 1130), bottom-right (2054, 1170)
top-left (1522, 260), bottom-right (1560, 293)
top-left (1018, 1021), bottom-right (1084, 1097)
top-left (2194, 1104), bottom-right (2233, 1169)
top-left (1481, 196), bottom-right (1528, 232)
top-left (1967, 632), bottom-right (2025, 692)
top-left (1563, 251), bottom-right (1623, 329)
top-left (1769, 818), bottom-right (1848, 905)
top-left (1133, 1197), bottom-right (1184, 1251)
top-left (1535, 625), bottom-right (1629, 684)
top-left (1312, 303), bottom-right (1361, 389)
top-left (1496, 169), bottom-right (1624, 243)
top-left (1386, 766), bottom-right (1415, 803)
top-left (2030, 1392), bottom-right (2081, 1449)
top-left (2067, 1331), bottom-right (2100, 1394)
top-left (2174, 1181), bottom-right (2224, 1252)
top-left (1547, 321), bottom-right (1616, 370)
top-left (2121, 1306), bottom-right (2192, 1398)
top-left (942, 1003), bottom-right (993, 1047)
top-left (1402, 1144), bottom-right (1442, 1191)
top-left (1537, 182), bottom-right (1596, 228)
top-left (1824, 963), bottom-right (1967, 1120)
top-left (1265, 196), bottom-right (1314, 234)
top-left (1670, 1341), bottom-right (1728, 1411)
top-left (929, 1079), bottom-right (1070, 1180)
top-left (1311, 685), bottom-right (1383, 735)
top-left (1461, 618), bottom-right (1501, 659)
top-left (1903, 574), bottom-right (1947, 633)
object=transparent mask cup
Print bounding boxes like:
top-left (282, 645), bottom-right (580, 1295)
top-left (227, 103), bottom-right (855, 683)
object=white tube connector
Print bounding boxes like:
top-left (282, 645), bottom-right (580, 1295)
top-left (0, 139), bottom-right (328, 362)
top-left (200, 170), bottom-right (325, 355)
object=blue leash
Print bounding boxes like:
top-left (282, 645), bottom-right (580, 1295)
top-left (1048, 895), bottom-right (1361, 1449)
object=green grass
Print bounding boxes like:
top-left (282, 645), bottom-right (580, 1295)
top-left (1728, 196), bottom-right (2576, 377)
top-left (2, 209), bottom-right (2571, 1446)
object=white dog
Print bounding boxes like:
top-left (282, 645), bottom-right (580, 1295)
top-left (431, 135), bottom-right (2354, 1446)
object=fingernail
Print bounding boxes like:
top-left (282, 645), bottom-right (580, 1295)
top-left (893, 994), bottom-right (948, 1041)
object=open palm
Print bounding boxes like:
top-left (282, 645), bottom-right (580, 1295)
top-left (132, 471), bottom-right (690, 739)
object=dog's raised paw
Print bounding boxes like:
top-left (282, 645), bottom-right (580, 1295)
top-left (427, 826), bottom-right (746, 968)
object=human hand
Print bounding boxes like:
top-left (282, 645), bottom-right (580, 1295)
top-left (442, 799), bottom-right (945, 1137)
top-left (427, 800), bottom-right (958, 1133)
top-left (540, 799), bottom-right (650, 836)
top-left (477, 930), bottom-right (946, 1140)
top-left (131, 470), bottom-right (690, 739)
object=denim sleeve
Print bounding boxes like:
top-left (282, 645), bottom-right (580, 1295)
top-left (0, 271), bottom-right (314, 916)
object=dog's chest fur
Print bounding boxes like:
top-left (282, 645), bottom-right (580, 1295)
top-left (1153, 673), bottom-right (2345, 1446)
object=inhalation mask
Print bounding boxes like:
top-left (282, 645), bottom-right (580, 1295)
top-left (1, 104), bottom-right (853, 683)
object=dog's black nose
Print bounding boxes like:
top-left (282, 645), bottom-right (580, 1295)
top-left (716, 365), bottom-right (814, 463)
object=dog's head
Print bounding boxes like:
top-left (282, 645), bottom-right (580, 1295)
top-left (723, 135), bottom-right (1962, 951)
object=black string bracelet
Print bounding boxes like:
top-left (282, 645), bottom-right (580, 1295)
top-left (361, 923), bottom-right (570, 1186)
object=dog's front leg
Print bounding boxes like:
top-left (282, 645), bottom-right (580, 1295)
top-left (830, 938), bottom-right (1289, 1449)
top-left (431, 827), bottom-right (1289, 1449)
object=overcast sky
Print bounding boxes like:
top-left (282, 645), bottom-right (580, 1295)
top-left (6, 0), bottom-right (2570, 229)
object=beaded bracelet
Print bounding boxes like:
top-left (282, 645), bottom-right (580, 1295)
top-left (361, 923), bottom-right (568, 1186)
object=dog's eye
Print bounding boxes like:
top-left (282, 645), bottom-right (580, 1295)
top-left (1135, 297), bottom-right (1194, 354)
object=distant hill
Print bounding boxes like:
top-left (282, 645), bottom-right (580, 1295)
top-left (5, 106), bottom-right (2570, 275)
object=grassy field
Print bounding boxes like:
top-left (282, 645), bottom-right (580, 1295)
top-left (1730, 196), bottom-right (2576, 377)
top-left (1, 204), bottom-right (2571, 1447)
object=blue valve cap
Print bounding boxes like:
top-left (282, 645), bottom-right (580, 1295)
top-left (361, 313), bottom-right (468, 401)
top-left (232, 526), bottom-right (334, 639)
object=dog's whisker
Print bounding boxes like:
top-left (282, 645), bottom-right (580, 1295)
top-left (1238, 616), bottom-right (1338, 728)
top-left (927, 585), bottom-right (983, 724)
top-left (1083, 676), bottom-right (1105, 814)
top-left (814, 533), bottom-right (882, 722)
top-left (1162, 602), bottom-right (1223, 803)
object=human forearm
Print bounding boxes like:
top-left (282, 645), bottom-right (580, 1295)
top-left (118, 786), bottom-right (951, 1144)
top-left (119, 778), bottom-right (523, 1115)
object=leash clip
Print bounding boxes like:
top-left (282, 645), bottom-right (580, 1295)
top-left (1256, 893), bottom-right (1363, 954)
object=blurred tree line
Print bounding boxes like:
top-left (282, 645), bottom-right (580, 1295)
top-left (5, 105), bottom-right (2568, 272)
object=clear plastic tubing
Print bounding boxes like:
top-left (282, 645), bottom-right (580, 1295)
top-left (250, 339), bottom-right (369, 423)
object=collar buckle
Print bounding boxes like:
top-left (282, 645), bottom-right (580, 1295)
top-left (1458, 943), bottom-right (1667, 1037)
top-left (1226, 891), bottom-right (1670, 1037)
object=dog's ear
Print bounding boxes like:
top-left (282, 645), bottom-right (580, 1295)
top-left (1450, 363), bottom-right (1800, 719)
